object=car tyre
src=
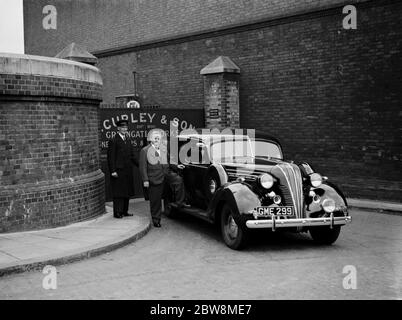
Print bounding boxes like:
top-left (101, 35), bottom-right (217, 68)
top-left (220, 204), bottom-right (248, 250)
top-left (309, 225), bottom-right (341, 245)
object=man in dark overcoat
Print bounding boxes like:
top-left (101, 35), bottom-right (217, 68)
top-left (107, 120), bottom-right (139, 218)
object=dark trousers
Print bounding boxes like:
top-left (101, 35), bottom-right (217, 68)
top-left (113, 197), bottom-right (129, 216)
top-left (166, 172), bottom-right (185, 205)
top-left (148, 183), bottom-right (164, 223)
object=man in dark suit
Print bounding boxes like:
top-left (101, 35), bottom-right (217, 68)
top-left (107, 120), bottom-right (139, 218)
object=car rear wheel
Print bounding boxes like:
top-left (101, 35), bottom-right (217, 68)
top-left (309, 226), bottom-right (341, 245)
top-left (220, 204), bottom-right (248, 250)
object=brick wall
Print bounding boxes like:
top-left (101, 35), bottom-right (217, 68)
top-left (0, 172), bottom-right (105, 233)
top-left (100, 1), bottom-right (401, 201)
top-left (24, 0), bottom-right (362, 56)
top-left (0, 100), bottom-right (101, 185)
top-left (22, 0), bottom-right (402, 201)
top-left (97, 53), bottom-right (138, 106)
top-left (0, 55), bottom-right (105, 232)
top-left (0, 74), bottom-right (102, 100)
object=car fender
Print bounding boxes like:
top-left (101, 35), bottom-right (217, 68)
top-left (210, 182), bottom-right (261, 219)
top-left (315, 183), bottom-right (347, 206)
top-left (307, 182), bottom-right (348, 216)
top-left (209, 162), bottom-right (228, 185)
top-left (323, 180), bottom-right (348, 206)
top-left (203, 163), bottom-right (229, 202)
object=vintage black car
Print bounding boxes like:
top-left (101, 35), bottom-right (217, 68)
top-left (164, 130), bottom-right (351, 250)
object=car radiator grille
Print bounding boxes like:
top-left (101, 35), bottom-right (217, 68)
top-left (278, 185), bottom-right (294, 208)
top-left (277, 163), bottom-right (305, 220)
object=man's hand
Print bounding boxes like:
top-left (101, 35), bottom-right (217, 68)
top-left (177, 164), bottom-right (185, 170)
top-left (143, 181), bottom-right (149, 188)
top-left (111, 172), bottom-right (118, 178)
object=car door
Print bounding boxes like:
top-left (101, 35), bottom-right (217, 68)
top-left (180, 138), bottom-right (209, 209)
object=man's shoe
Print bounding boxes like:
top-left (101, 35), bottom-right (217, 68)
top-left (153, 222), bottom-right (161, 227)
top-left (122, 212), bottom-right (133, 217)
top-left (114, 214), bottom-right (123, 219)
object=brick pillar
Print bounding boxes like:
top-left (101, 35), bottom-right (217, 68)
top-left (201, 56), bottom-right (240, 130)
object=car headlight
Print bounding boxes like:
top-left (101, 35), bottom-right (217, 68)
top-left (310, 173), bottom-right (323, 187)
top-left (322, 198), bottom-right (336, 213)
top-left (259, 173), bottom-right (274, 189)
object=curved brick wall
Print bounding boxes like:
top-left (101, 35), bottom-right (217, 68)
top-left (0, 53), bottom-right (105, 233)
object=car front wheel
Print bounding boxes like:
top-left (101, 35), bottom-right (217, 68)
top-left (220, 204), bottom-right (248, 250)
top-left (309, 225), bottom-right (341, 245)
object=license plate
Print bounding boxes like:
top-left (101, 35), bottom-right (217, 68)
top-left (255, 206), bottom-right (294, 217)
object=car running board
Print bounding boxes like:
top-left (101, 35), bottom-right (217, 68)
top-left (170, 203), bottom-right (212, 223)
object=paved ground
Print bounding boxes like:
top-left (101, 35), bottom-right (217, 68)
top-left (0, 200), bottom-right (150, 276)
top-left (0, 207), bottom-right (400, 300)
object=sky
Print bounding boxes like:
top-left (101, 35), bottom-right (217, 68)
top-left (0, 0), bottom-right (24, 54)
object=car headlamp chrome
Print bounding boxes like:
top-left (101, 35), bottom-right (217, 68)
top-left (322, 198), bottom-right (336, 213)
top-left (259, 173), bottom-right (274, 189)
top-left (310, 173), bottom-right (323, 187)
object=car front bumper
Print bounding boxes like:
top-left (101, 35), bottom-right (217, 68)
top-left (245, 214), bottom-right (352, 230)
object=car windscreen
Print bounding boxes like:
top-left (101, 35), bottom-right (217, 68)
top-left (209, 138), bottom-right (253, 163)
top-left (252, 140), bottom-right (283, 160)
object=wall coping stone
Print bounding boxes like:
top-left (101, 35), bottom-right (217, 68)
top-left (0, 53), bottom-right (102, 85)
top-left (200, 56), bottom-right (240, 75)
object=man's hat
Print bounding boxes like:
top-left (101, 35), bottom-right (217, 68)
top-left (116, 119), bottom-right (129, 127)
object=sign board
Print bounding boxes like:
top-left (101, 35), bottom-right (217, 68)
top-left (100, 108), bottom-right (204, 200)
top-left (208, 108), bottom-right (220, 119)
